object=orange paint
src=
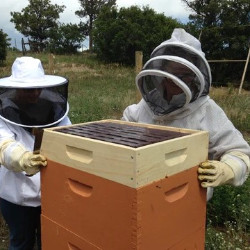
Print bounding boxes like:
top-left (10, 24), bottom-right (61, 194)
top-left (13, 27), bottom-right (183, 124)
top-left (41, 160), bottom-right (206, 250)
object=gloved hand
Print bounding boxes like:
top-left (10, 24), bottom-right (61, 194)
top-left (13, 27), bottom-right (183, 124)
top-left (0, 139), bottom-right (47, 175)
top-left (18, 151), bottom-right (47, 175)
top-left (198, 160), bottom-right (235, 188)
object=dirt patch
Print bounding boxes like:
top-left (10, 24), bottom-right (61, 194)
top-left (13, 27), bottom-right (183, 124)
top-left (0, 213), bottom-right (9, 250)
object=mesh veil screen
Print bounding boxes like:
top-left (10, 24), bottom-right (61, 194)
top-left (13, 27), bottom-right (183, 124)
top-left (0, 83), bottom-right (68, 127)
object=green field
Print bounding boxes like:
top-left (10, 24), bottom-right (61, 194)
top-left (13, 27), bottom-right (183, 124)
top-left (0, 51), bottom-right (249, 249)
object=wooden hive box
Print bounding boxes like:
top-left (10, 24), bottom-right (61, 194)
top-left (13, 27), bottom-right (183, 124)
top-left (40, 119), bottom-right (209, 250)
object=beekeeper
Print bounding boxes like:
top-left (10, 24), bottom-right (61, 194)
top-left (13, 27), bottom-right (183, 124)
top-left (122, 28), bottom-right (250, 200)
top-left (0, 56), bottom-right (71, 250)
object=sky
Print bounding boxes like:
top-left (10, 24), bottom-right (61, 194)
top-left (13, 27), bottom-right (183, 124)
top-left (0, 0), bottom-right (193, 50)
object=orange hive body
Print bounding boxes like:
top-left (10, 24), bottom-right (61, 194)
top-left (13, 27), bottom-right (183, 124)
top-left (40, 119), bottom-right (209, 250)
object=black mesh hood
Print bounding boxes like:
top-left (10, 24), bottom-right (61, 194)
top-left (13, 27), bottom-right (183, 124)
top-left (151, 44), bottom-right (211, 96)
top-left (0, 81), bottom-right (69, 128)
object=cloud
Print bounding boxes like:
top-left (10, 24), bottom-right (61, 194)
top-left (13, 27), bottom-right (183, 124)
top-left (51, 0), bottom-right (81, 24)
top-left (1, 0), bottom-right (29, 49)
top-left (116, 0), bottom-right (191, 22)
top-left (0, 0), bottom-right (192, 50)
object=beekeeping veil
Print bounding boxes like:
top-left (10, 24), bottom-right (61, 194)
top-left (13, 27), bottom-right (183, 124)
top-left (0, 57), bottom-right (69, 128)
top-left (136, 28), bottom-right (212, 116)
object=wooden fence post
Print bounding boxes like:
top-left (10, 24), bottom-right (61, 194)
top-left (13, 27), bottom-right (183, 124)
top-left (135, 51), bottom-right (143, 102)
top-left (48, 53), bottom-right (55, 74)
top-left (238, 47), bottom-right (250, 94)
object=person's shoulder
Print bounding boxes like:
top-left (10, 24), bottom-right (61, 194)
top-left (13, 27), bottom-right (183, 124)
top-left (204, 96), bottom-right (228, 116)
top-left (122, 103), bottom-right (138, 121)
top-left (0, 118), bottom-right (18, 139)
top-left (122, 99), bottom-right (151, 122)
top-left (56, 116), bottom-right (71, 126)
top-left (198, 96), bottom-right (234, 134)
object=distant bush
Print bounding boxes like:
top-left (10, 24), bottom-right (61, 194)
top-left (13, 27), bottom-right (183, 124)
top-left (93, 5), bottom-right (183, 65)
top-left (0, 29), bottom-right (10, 65)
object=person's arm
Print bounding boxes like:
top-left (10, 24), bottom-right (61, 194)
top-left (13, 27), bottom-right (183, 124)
top-left (198, 151), bottom-right (249, 188)
top-left (0, 139), bottom-right (47, 175)
top-left (197, 100), bottom-right (250, 188)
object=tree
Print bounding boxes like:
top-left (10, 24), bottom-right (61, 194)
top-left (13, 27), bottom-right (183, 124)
top-left (75, 0), bottom-right (116, 51)
top-left (182, 0), bottom-right (250, 86)
top-left (49, 23), bottom-right (87, 54)
top-left (10, 0), bottom-right (65, 52)
top-left (92, 5), bottom-right (183, 65)
top-left (0, 29), bottom-right (10, 64)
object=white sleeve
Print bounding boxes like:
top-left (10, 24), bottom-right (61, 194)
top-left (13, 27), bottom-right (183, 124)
top-left (221, 151), bottom-right (250, 186)
top-left (0, 139), bottom-right (27, 172)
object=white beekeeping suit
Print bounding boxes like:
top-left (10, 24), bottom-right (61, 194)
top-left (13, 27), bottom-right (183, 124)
top-left (0, 56), bottom-right (72, 250)
top-left (0, 56), bottom-right (71, 206)
top-left (122, 28), bottom-right (250, 200)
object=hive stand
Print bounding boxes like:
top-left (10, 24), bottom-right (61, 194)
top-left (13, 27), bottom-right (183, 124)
top-left (40, 119), bottom-right (209, 250)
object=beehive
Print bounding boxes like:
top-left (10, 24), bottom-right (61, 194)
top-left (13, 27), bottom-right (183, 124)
top-left (40, 119), bottom-right (209, 250)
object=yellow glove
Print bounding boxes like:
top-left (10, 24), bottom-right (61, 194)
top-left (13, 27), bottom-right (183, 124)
top-left (0, 139), bottom-right (47, 175)
top-left (198, 160), bottom-right (234, 188)
top-left (18, 151), bottom-right (47, 175)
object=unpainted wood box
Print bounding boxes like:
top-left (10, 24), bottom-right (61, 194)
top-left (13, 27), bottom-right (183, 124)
top-left (40, 119), bottom-right (209, 250)
top-left (41, 119), bottom-right (209, 188)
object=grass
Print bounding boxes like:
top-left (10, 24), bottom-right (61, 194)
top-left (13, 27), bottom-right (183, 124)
top-left (205, 178), bottom-right (250, 249)
top-left (209, 86), bottom-right (250, 142)
top-left (0, 215), bottom-right (8, 250)
top-left (0, 51), bottom-right (249, 249)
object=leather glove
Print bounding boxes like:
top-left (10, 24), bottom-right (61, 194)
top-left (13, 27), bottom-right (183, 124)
top-left (198, 160), bottom-right (234, 188)
top-left (0, 139), bottom-right (47, 175)
top-left (18, 151), bottom-right (47, 175)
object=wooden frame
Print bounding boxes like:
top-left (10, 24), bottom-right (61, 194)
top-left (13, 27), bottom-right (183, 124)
top-left (41, 119), bottom-right (209, 188)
